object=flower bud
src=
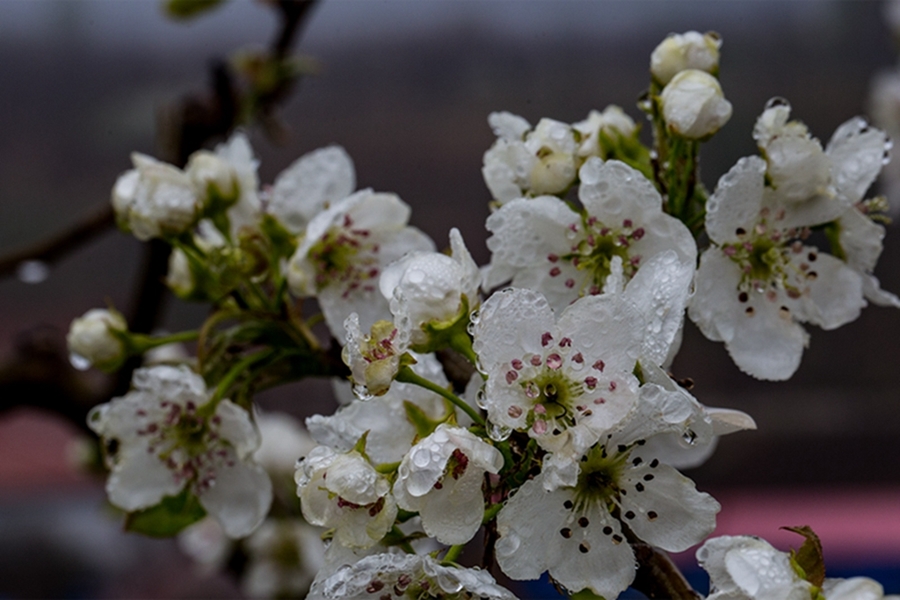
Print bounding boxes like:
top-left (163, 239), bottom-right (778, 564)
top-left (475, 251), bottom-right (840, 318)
top-left (527, 118), bottom-right (578, 195)
top-left (166, 248), bottom-right (196, 299)
top-left (186, 151), bottom-right (239, 209)
top-left (112, 153), bottom-right (201, 241)
top-left (660, 69), bottom-right (732, 139)
top-left (67, 308), bottom-right (128, 371)
top-left (650, 31), bottom-right (721, 85)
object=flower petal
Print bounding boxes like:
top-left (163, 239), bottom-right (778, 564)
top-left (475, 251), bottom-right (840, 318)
top-left (200, 454), bottom-right (272, 538)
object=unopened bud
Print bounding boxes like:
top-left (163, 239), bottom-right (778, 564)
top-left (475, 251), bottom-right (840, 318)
top-left (651, 31), bottom-right (721, 85)
top-left (67, 308), bottom-right (128, 371)
top-left (660, 70), bottom-right (732, 139)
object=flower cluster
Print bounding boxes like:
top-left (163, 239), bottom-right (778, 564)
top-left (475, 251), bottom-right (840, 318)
top-left (72, 28), bottom-right (900, 600)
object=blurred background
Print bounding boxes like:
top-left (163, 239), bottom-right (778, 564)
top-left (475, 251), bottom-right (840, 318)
top-left (1, 0), bottom-right (899, 597)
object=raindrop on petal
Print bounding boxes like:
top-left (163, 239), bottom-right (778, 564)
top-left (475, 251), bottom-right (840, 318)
top-left (488, 421), bottom-right (512, 442)
top-left (352, 384), bottom-right (373, 401)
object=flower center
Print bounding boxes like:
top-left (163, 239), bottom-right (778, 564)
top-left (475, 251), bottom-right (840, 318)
top-left (551, 216), bottom-right (644, 295)
top-left (308, 215), bottom-right (379, 295)
top-left (573, 443), bottom-right (629, 509)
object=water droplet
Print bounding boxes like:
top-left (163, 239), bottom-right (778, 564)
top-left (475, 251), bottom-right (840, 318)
top-left (69, 353), bottom-right (91, 371)
top-left (682, 429), bottom-right (698, 446)
top-left (469, 308), bottom-right (480, 324)
top-left (435, 573), bottom-right (463, 594)
top-left (17, 260), bottom-right (49, 284)
top-left (476, 387), bottom-right (488, 410)
top-left (352, 384), bottom-right (373, 401)
top-left (488, 421), bottom-right (512, 442)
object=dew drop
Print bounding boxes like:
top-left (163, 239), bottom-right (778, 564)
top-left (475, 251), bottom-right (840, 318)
top-left (69, 353), bottom-right (91, 371)
top-left (352, 384), bottom-right (374, 401)
top-left (682, 428), bottom-right (698, 446)
top-left (17, 260), bottom-right (49, 284)
top-left (488, 421), bottom-right (512, 442)
top-left (476, 387), bottom-right (489, 410)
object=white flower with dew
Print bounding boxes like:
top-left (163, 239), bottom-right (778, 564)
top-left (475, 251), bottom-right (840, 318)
top-left (87, 364), bottom-right (272, 538)
top-left (482, 112), bottom-right (579, 204)
top-left (342, 314), bottom-right (410, 398)
top-left (472, 287), bottom-right (644, 457)
top-left (393, 425), bottom-right (503, 545)
top-left (495, 403), bottom-right (720, 599)
top-left (267, 145), bottom-right (356, 234)
top-left (650, 30), bottom-right (721, 85)
top-left (67, 308), bottom-right (128, 371)
top-left (380, 228), bottom-right (481, 348)
top-left (660, 69), bottom-right (732, 139)
top-left (698, 535), bottom-right (900, 600)
top-left (286, 190), bottom-right (434, 343)
top-left (572, 105), bottom-right (638, 159)
top-left (689, 156), bottom-right (865, 380)
top-left (483, 157), bottom-right (696, 315)
top-left (295, 445), bottom-right (397, 549)
top-left (112, 153), bottom-right (201, 241)
top-left (307, 353), bottom-right (451, 466)
top-left (254, 411), bottom-right (317, 478)
top-left (307, 552), bottom-right (517, 600)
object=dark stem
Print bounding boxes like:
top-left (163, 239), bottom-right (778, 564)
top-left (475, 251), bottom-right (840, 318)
top-left (631, 543), bottom-right (702, 600)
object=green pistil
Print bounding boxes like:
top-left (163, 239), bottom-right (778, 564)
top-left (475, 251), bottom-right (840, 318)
top-left (308, 229), bottom-right (369, 290)
top-left (523, 371), bottom-right (582, 427)
top-left (573, 444), bottom-right (629, 511)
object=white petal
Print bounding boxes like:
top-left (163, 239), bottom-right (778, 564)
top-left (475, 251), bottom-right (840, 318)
top-left (414, 463), bottom-right (486, 545)
top-left (557, 293), bottom-right (644, 375)
top-left (620, 462), bottom-right (719, 552)
top-left (200, 455), bottom-right (272, 538)
top-left (488, 111), bottom-right (531, 140)
top-left (706, 156), bottom-right (766, 245)
top-left (485, 196), bottom-right (578, 270)
top-left (838, 207), bottom-right (885, 273)
top-left (269, 145), bottom-right (356, 233)
top-left (827, 117), bottom-right (889, 203)
top-left (473, 287), bottom-right (556, 370)
top-left (107, 443), bottom-right (182, 511)
top-left (215, 400), bottom-right (260, 459)
top-left (794, 252), bottom-right (864, 330)
top-left (822, 577), bottom-right (886, 600)
top-left (579, 158), bottom-right (662, 221)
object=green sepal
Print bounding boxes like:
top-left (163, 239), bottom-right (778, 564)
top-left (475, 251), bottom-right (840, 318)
top-left (782, 525), bottom-right (826, 587)
top-left (822, 221), bottom-right (847, 262)
top-left (404, 400), bottom-right (440, 439)
top-left (124, 488), bottom-right (206, 537)
top-left (409, 297), bottom-right (472, 356)
top-left (597, 126), bottom-right (654, 182)
top-left (351, 430), bottom-right (371, 462)
top-left (260, 213), bottom-right (299, 260)
top-left (164, 0), bottom-right (225, 19)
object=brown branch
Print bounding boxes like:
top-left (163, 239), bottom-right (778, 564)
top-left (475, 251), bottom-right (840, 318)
top-left (631, 544), bottom-right (702, 600)
top-left (0, 204), bottom-right (114, 280)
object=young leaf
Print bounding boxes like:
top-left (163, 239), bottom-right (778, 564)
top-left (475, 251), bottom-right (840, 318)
top-left (124, 489), bottom-right (206, 537)
top-left (782, 525), bottom-right (826, 587)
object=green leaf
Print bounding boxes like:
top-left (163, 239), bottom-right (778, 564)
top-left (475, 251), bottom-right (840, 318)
top-left (124, 488), bottom-right (206, 537)
top-left (822, 221), bottom-right (847, 262)
top-left (164, 0), bottom-right (226, 20)
top-left (782, 525), bottom-right (826, 587)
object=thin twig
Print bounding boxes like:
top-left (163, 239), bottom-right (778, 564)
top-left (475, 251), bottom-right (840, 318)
top-left (0, 204), bottom-right (114, 280)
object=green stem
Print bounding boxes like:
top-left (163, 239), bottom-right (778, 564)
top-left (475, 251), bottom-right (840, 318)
top-left (209, 348), bottom-right (277, 407)
top-left (130, 329), bottom-right (200, 353)
top-left (395, 365), bottom-right (485, 426)
top-left (442, 544), bottom-right (465, 565)
top-left (449, 331), bottom-right (481, 371)
top-left (482, 502), bottom-right (503, 525)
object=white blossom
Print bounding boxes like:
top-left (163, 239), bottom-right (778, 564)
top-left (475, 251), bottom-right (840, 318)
top-left (307, 354), bottom-right (452, 465)
top-left (112, 153), bottom-right (201, 241)
top-left (342, 315), bottom-right (410, 398)
top-left (572, 106), bottom-right (638, 159)
top-left (268, 145), bottom-right (356, 234)
top-left (380, 228), bottom-right (481, 347)
top-left (472, 287), bottom-right (644, 458)
top-left (495, 394), bottom-right (720, 599)
top-left (205, 132), bottom-right (262, 237)
top-left (67, 308), bottom-right (128, 371)
top-left (254, 412), bottom-right (317, 479)
top-left (660, 69), bottom-right (732, 139)
top-left (296, 445), bottom-right (397, 549)
top-left (698, 535), bottom-right (900, 600)
top-left (393, 425), bottom-right (503, 545)
top-left (482, 112), bottom-right (579, 203)
top-left (483, 157), bottom-right (696, 314)
top-left (650, 31), bottom-right (721, 85)
top-left (286, 190), bottom-right (434, 343)
top-left (307, 552), bottom-right (517, 600)
top-left (87, 365), bottom-right (272, 538)
top-left (689, 156), bottom-right (865, 380)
